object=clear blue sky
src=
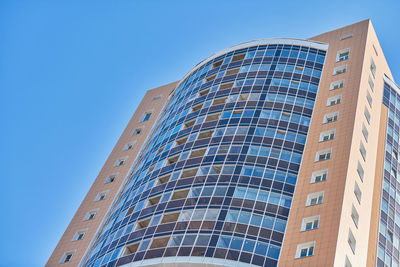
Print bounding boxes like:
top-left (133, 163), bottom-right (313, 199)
top-left (0, 0), bottom-right (399, 266)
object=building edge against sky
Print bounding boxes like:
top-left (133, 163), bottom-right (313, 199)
top-left (47, 20), bottom-right (399, 267)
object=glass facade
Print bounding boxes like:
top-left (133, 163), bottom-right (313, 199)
top-left (82, 40), bottom-right (326, 267)
top-left (378, 81), bottom-right (400, 267)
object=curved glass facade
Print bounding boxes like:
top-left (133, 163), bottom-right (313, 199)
top-left (83, 40), bottom-right (326, 267)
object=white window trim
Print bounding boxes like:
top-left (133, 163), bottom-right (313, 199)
top-left (115, 156), bottom-right (128, 167)
top-left (124, 140), bottom-right (137, 151)
top-left (72, 229), bottom-right (88, 241)
top-left (315, 148), bottom-right (332, 162)
top-left (311, 169), bottom-right (328, 183)
top-left (323, 112), bottom-right (339, 124)
top-left (94, 191), bottom-right (109, 202)
top-left (306, 191), bottom-right (324, 206)
top-left (60, 250), bottom-right (76, 263)
top-left (140, 110), bottom-right (154, 122)
top-left (336, 48), bottom-right (350, 62)
top-left (132, 127), bottom-right (143, 136)
top-left (319, 129), bottom-right (335, 142)
top-left (295, 241), bottom-right (315, 258)
top-left (151, 95), bottom-right (163, 101)
top-left (332, 65), bottom-right (347, 75)
top-left (326, 95), bottom-right (342, 106)
top-left (330, 80), bottom-right (345, 90)
top-left (84, 209), bottom-right (99, 221)
top-left (105, 173), bottom-right (118, 184)
top-left (301, 215), bottom-right (320, 231)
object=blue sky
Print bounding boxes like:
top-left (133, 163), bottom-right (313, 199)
top-left (0, 0), bottom-right (399, 266)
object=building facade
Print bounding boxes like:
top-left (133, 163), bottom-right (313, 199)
top-left (49, 20), bottom-right (399, 267)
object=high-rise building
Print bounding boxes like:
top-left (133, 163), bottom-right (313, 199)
top-left (48, 20), bottom-right (399, 267)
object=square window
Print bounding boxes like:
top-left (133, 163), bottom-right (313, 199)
top-left (364, 107), bottom-right (371, 124)
top-left (132, 128), bottom-right (142, 136)
top-left (85, 210), bottom-right (97, 221)
top-left (95, 191), bottom-right (107, 201)
top-left (370, 58), bottom-right (376, 77)
top-left (348, 229), bottom-right (356, 253)
top-left (354, 182), bottom-right (362, 203)
top-left (336, 48), bottom-right (350, 62)
top-left (61, 251), bottom-right (75, 263)
top-left (311, 169), bottom-right (328, 183)
top-left (319, 130), bottom-right (335, 142)
top-left (306, 191), bottom-right (324, 206)
top-left (351, 205), bottom-right (359, 227)
top-left (330, 80), bottom-right (344, 90)
top-left (295, 242), bottom-right (315, 258)
top-left (124, 141), bottom-right (136, 151)
top-left (323, 112), bottom-right (339, 123)
top-left (115, 157), bottom-right (127, 167)
top-left (315, 149), bottom-right (332, 162)
top-left (359, 142), bottom-right (367, 161)
top-left (151, 95), bottom-right (162, 101)
top-left (140, 111), bottom-right (152, 122)
top-left (327, 95), bottom-right (341, 106)
top-left (73, 230), bottom-right (87, 241)
top-left (301, 215), bottom-right (320, 231)
top-left (333, 65), bottom-right (347, 75)
top-left (105, 174), bottom-right (117, 184)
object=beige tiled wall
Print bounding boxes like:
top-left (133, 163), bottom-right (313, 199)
top-left (46, 81), bottom-right (177, 266)
top-left (279, 20), bottom-right (393, 267)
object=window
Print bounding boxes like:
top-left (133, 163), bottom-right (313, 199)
top-left (366, 90), bottom-right (373, 108)
top-left (364, 107), bottom-right (371, 124)
top-left (171, 189), bottom-right (189, 200)
top-left (123, 242), bottom-right (139, 256)
top-left (150, 236), bottom-right (170, 249)
top-left (73, 230), bottom-right (87, 241)
top-left (327, 95), bottom-right (342, 106)
top-left (323, 112), bottom-right (339, 123)
top-left (345, 256), bottom-right (353, 267)
top-left (105, 174), bottom-right (117, 184)
top-left (60, 251), bottom-right (75, 263)
top-left (95, 191), bottom-right (107, 201)
top-left (316, 149), bottom-right (332, 161)
top-left (330, 80), bottom-right (344, 90)
top-left (361, 124), bottom-right (368, 144)
top-left (359, 142), bottom-right (367, 161)
top-left (340, 34), bottom-right (353, 40)
top-left (319, 130), bottom-right (335, 142)
top-left (392, 168), bottom-right (397, 179)
top-left (306, 191), bottom-right (324, 206)
top-left (301, 216), bottom-right (320, 231)
top-left (124, 141), bottom-right (136, 151)
top-left (370, 58), bottom-right (376, 77)
top-left (348, 229), bottom-right (356, 253)
top-left (337, 48), bottom-right (350, 62)
top-left (295, 242), bottom-right (315, 258)
top-left (132, 127), bottom-right (142, 136)
top-left (140, 111), bottom-right (152, 122)
top-left (368, 76), bottom-right (374, 91)
top-left (151, 95), bottom-right (162, 101)
top-left (311, 169), bottom-right (328, 183)
top-left (357, 161), bottom-right (364, 181)
top-left (84, 210), bottom-right (97, 221)
top-left (232, 53), bottom-right (245, 62)
top-left (393, 150), bottom-right (398, 160)
top-left (372, 44), bottom-right (378, 56)
top-left (351, 205), bottom-right (359, 227)
top-left (333, 65), bottom-right (347, 75)
top-left (115, 157), bottom-right (127, 166)
top-left (354, 182), bottom-right (362, 203)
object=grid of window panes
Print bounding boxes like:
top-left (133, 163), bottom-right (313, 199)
top-left (83, 43), bottom-right (326, 267)
top-left (378, 82), bottom-right (400, 267)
